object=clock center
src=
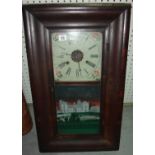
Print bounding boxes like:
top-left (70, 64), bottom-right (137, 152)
top-left (71, 50), bottom-right (83, 63)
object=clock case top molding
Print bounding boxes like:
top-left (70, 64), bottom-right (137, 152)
top-left (23, 4), bottom-right (131, 152)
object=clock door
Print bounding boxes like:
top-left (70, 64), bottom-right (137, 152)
top-left (52, 31), bottom-right (102, 82)
top-left (51, 31), bottom-right (103, 134)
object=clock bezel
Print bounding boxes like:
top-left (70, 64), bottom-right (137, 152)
top-left (23, 4), bottom-right (131, 152)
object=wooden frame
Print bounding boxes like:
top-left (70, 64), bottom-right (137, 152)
top-left (22, 4), bottom-right (131, 152)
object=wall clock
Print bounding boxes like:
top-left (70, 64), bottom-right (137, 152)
top-left (23, 4), bottom-right (131, 152)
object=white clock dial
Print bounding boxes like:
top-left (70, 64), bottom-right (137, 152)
top-left (51, 31), bottom-right (102, 82)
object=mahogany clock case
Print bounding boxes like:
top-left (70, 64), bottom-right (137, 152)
top-left (22, 4), bottom-right (131, 152)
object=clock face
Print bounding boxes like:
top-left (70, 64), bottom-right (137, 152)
top-left (51, 31), bottom-right (103, 82)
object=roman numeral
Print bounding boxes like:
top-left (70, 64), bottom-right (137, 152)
top-left (85, 35), bottom-right (89, 42)
top-left (58, 61), bottom-right (69, 69)
top-left (58, 45), bottom-right (66, 50)
top-left (84, 69), bottom-right (89, 76)
top-left (76, 69), bottom-right (81, 77)
top-left (91, 74), bottom-right (96, 79)
top-left (68, 40), bottom-right (72, 45)
top-left (90, 54), bottom-right (99, 58)
top-left (86, 60), bottom-right (96, 68)
top-left (66, 67), bottom-right (71, 76)
top-left (56, 72), bottom-right (63, 78)
top-left (57, 55), bottom-right (64, 58)
top-left (88, 44), bottom-right (96, 50)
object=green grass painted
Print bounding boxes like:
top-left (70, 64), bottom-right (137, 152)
top-left (58, 120), bottom-right (100, 134)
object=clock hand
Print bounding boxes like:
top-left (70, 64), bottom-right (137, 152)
top-left (78, 62), bottom-right (81, 70)
top-left (78, 62), bottom-right (82, 76)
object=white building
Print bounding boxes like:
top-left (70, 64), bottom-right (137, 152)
top-left (59, 100), bottom-right (69, 113)
top-left (58, 100), bottom-right (95, 113)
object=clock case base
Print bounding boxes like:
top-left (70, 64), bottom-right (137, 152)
top-left (22, 4), bottom-right (131, 152)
